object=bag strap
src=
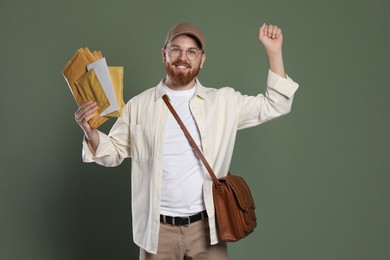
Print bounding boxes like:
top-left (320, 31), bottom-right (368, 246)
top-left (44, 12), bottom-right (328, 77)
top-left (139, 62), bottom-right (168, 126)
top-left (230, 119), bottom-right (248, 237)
top-left (162, 95), bottom-right (221, 185)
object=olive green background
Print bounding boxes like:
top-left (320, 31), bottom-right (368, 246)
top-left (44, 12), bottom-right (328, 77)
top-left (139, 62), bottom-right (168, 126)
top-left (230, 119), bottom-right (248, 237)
top-left (1, 0), bottom-right (389, 259)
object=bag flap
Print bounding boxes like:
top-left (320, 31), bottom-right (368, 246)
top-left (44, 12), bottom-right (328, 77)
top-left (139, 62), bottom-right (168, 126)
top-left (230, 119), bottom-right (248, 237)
top-left (225, 174), bottom-right (255, 211)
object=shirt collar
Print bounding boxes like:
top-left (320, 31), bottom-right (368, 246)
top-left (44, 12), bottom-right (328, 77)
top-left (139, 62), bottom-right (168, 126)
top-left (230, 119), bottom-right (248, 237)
top-left (155, 78), bottom-right (207, 101)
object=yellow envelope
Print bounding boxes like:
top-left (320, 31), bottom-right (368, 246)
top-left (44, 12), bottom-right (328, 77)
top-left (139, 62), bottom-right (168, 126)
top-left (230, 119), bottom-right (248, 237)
top-left (74, 67), bottom-right (125, 128)
top-left (62, 48), bottom-right (97, 106)
top-left (92, 50), bottom-right (103, 60)
top-left (75, 69), bottom-right (110, 115)
top-left (105, 66), bottom-right (125, 117)
top-left (63, 48), bottom-right (125, 128)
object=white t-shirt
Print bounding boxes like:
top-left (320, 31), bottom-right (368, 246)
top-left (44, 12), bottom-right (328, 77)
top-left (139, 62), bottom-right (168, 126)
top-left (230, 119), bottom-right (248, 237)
top-left (160, 85), bottom-right (207, 217)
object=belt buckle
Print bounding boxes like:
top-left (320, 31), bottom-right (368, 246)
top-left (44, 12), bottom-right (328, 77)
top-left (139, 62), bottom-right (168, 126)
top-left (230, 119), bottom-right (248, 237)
top-left (184, 216), bottom-right (190, 227)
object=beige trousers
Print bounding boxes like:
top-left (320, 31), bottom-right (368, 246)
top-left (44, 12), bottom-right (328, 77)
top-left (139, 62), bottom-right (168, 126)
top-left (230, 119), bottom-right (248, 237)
top-left (139, 219), bottom-right (228, 260)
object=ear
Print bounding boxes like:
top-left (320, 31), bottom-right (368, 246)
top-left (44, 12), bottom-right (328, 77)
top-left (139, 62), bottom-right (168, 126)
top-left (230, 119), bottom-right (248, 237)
top-left (161, 48), bottom-right (167, 63)
top-left (200, 53), bottom-right (206, 69)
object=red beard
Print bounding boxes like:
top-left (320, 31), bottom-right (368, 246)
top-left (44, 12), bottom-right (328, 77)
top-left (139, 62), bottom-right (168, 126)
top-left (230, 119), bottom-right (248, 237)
top-left (164, 60), bottom-right (201, 87)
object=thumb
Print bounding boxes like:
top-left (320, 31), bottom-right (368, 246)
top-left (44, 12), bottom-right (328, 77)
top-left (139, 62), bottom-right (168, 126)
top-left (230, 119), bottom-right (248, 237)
top-left (258, 23), bottom-right (267, 39)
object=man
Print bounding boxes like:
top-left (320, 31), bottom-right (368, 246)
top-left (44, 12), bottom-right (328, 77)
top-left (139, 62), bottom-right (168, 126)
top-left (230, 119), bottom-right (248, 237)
top-left (74, 22), bottom-right (299, 259)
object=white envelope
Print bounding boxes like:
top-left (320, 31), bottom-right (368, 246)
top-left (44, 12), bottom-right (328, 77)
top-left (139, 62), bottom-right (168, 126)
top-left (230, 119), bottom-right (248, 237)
top-left (87, 57), bottom-right (119, 116)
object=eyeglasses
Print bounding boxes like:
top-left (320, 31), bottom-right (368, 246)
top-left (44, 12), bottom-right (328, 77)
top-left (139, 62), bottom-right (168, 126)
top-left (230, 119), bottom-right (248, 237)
top-left (165, 46), bottom-right (203, 61)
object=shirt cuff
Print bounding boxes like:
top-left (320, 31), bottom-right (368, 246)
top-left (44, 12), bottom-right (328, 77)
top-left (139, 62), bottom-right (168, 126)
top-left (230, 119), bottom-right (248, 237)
top-left (267, 69), bottom-right (299, 98)
top-left (81, 130), bottom-right (109, 162)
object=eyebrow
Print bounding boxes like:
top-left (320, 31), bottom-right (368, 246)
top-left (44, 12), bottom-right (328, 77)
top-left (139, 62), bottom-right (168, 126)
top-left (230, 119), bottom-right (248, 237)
top-left (169, 44), bottom-right (200, 50)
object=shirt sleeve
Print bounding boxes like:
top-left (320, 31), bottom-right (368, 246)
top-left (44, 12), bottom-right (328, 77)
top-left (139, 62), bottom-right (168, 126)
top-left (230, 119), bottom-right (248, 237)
top-left (81, 104), bottom-right (131, 166)
top-left (237, 69), bottom-right (299, 130)
top-left (81, 131), bottom-right (112, 162)
top-left (267, 69), bottom-right (299, 98)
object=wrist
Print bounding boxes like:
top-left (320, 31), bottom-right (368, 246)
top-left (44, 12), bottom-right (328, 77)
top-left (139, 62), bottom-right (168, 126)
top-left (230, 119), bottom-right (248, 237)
top-left (267, 50), bottom-right (286, 78)
top-left (84, 129), bottom-right (99, 153)
top-left (84, 128), bottom-right (98, 141)
top-left (266, 49), bottom-right (283, 59)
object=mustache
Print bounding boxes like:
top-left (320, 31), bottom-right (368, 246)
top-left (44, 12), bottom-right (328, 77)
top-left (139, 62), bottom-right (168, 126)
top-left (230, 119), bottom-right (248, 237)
top-left (172, 60), bottom-right (192, 68)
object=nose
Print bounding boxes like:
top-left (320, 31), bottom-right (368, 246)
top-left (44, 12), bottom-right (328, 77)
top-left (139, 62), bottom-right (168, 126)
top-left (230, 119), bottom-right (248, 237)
top-left (178, 49), bottom-right (188, 60)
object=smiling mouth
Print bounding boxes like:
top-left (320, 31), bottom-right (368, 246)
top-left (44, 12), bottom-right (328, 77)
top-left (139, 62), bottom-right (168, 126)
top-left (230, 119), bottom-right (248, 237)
top-left (175, 65), bottom-right (189, 69)
top-left (173, 61), bottom-right (191, 69)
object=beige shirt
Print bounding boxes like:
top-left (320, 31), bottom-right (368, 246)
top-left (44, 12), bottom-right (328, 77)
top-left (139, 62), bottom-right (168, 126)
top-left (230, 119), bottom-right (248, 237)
top-left (82, 70), bottom-right (299, 254)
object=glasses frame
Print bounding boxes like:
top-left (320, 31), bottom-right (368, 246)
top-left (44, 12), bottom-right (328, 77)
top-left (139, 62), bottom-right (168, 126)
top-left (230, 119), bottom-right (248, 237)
top-left (165, 45), bottom-right (204, 61)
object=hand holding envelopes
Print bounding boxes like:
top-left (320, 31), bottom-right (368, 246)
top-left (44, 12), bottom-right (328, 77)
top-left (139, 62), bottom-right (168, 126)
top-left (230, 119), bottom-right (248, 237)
top-left (62, 47), bottom-right (125, 128)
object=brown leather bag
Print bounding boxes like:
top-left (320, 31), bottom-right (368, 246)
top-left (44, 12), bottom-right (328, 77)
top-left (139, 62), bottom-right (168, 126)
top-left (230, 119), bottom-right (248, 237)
top-left (212, 172), bottom-right (257, 241)
top-left (163, 95), bottom-right (257, 241)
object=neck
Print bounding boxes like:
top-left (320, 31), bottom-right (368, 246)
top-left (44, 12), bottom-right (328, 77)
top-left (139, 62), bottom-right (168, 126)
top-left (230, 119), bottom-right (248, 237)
top-left (164, 76), bottom-right (196, 91)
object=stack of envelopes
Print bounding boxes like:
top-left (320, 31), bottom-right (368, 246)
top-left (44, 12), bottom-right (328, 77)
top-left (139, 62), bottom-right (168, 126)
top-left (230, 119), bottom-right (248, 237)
top-left (62, 47), bottom-right (125, 128)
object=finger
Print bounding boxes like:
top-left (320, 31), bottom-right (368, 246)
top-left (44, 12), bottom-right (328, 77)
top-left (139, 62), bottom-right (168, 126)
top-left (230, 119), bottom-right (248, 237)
top-left (258, 24), bottom-right (264, 41)
top-left (267, 25), bottom-right (278, 39)
top-left (75, 102), bottom-right (98, 123)
top-left (276, 28), bottom-right (282, 39)
top-left (75, 100), bottom-right (93, 113)
top-left (82, 100), bottom-right (97, 111)
top-left (271, 25), bottom-right (279, 39)
top-left (261, 23), bottom-right (268, 36)
top-left (84, 111), bottom-right (96, 122)
top-left (79, 101), bottom-right (98, 116)
top-left (74, 111), bottom-right (82, 123)
top-left (267, 24), bottom-right (274, 37)
top-left (259, 23), bottom-right (266, 35)
top-left (76, 109), bottom-right (97, 125)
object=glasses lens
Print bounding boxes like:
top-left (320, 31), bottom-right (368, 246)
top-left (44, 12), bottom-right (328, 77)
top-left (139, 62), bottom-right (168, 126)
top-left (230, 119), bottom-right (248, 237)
top-left (186, 49), bottom-right (198, 60)
top-left (166, 47), bottom-right (201, 60)
top-left (168, 47), bottom-right (180, 58)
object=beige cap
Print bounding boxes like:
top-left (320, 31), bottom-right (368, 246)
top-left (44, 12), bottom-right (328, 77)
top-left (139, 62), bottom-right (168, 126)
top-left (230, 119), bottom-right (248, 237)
top-left (164, 23), bottom-right (205, 50)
